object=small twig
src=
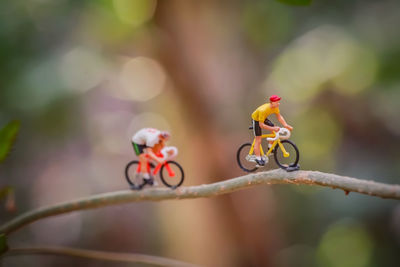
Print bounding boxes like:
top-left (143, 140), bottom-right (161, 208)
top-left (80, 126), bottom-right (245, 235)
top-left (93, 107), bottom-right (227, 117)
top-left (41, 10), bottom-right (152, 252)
top-left (2, 246), bottom-right (199, 267)
top-left (0, 169), bottom-right (399, 235)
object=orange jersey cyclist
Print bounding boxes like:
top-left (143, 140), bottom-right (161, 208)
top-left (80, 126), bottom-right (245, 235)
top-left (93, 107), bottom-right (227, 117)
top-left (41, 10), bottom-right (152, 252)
top-left (251, 95), bottom-right (293, 166)
top-left (132, 128), bottom-right (170, 185)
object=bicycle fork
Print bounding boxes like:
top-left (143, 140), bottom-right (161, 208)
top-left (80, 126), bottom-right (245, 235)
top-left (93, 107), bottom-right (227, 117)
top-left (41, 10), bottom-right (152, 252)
top-left (153, 163), bottom-right (176, 177)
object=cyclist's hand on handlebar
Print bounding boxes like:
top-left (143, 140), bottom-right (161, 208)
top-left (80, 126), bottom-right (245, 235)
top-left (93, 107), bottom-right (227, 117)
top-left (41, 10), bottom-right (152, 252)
top-left (285, 125), bottom-right (293, 131)
top-left (272, 126), bottom-right (280, 132)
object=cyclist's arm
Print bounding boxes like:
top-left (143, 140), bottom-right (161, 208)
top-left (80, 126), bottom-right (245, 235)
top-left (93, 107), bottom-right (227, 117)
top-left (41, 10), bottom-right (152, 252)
top-left (259, 121), bottom-right (279, 131)
top-left (276, 114), bottom-right (293, 130)
top-left (144, 148), bottom-right (165, 164)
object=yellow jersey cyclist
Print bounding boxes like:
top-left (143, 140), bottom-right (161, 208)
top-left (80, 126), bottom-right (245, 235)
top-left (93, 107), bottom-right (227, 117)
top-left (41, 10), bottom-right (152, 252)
top-left (132, 128), bottom-right (170, 185)
top-left (251, 95), bottom-right (293, 166)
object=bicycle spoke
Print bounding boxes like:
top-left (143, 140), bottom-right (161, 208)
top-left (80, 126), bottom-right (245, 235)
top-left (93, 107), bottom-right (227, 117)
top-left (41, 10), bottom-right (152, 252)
top-left (237, 143), bottom-right (258, 172)
top-left (160, 161), bottom-right (184, 188)
top-left (274, 140), bottom-right (299, 170)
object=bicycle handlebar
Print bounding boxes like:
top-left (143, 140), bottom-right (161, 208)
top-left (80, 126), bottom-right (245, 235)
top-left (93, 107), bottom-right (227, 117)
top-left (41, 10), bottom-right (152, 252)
top-left (266, 127), bottom-right (291, 141)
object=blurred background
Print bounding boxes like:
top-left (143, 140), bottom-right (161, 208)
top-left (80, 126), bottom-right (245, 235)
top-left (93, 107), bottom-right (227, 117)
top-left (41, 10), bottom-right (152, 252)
top-left (1, 0), bottom-right (400, 266)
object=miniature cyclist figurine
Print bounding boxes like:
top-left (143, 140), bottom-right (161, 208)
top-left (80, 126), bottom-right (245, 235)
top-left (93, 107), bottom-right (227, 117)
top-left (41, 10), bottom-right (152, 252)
top-left (251, 95), bottom-right (293, 166)
top-left (131, 128), bottom-right (170, 186)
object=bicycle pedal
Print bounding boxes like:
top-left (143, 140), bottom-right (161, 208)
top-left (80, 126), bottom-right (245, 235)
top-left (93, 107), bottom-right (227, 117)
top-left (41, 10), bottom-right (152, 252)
top-left (144, 178), bottom-right (154, 185)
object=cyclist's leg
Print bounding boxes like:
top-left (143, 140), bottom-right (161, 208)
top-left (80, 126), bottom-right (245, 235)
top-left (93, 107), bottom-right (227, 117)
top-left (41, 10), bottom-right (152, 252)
top-left (252, 120), bottom-right (265, 165)
top-left (252, 120), bottom-right (260, 155)
top-left (254, 136), bottom-right (262, 157)
top-left (264, 119), bottom-right (275, 149)
top-left (131, 142), bottom-right (141, 158)
top-left (140, 148), bottom-right (156, 185)
top-left (133, 142), bottom-right (146, 173)
top-left (268, 131), bottom-right (275, 150)
top-left (133, 143), bottom-right (152, 183)
top-left (138, 153), bottom-right (147, 173)
top-left (253, 120), bottom-right (262, 156)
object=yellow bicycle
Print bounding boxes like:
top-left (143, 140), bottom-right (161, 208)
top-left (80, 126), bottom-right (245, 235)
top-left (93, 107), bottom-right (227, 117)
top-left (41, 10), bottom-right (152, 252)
top-left (237, 127), bottom-right (300, 172)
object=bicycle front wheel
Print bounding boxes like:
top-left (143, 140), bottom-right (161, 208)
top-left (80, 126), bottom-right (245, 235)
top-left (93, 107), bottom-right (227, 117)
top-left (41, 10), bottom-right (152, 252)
top-left (273, 140), bottom-right (300, 171)
top-left (160, 161), bottom-right (184, 188)
top-left (125, 161), bottom-right (147, 190)
top-left (237, 143), bottom-right (258, 172)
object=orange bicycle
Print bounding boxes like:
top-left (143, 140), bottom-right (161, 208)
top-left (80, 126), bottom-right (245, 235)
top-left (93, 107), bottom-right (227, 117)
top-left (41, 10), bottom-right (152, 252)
top-left (125, 152), bottom-right (184, 190)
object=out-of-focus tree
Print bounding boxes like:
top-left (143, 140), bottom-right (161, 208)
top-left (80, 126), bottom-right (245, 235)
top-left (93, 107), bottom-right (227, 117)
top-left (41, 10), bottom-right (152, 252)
top-left (0, 0), bottom-right (400, 266)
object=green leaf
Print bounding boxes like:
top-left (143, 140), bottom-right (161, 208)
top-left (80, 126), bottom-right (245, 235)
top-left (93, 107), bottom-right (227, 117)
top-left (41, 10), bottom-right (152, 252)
top-left (0, 186), bottom-right (12, 200)
top-left (0, 120), bottom-right (20, 163)
top-left (0, 234), bottom-right (8, 255)
top-left (277, 0), bottom-right (312, 6)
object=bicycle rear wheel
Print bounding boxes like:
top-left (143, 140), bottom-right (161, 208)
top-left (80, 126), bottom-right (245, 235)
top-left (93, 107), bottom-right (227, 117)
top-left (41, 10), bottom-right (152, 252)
top-left (273, 140), bottom-right (300, 171)
top-left (237, 143), bottom-right (258, 172)
top-left (125, 161), bottom-right (147, 190)
top-left (159, 161), bottom-right (184, 189)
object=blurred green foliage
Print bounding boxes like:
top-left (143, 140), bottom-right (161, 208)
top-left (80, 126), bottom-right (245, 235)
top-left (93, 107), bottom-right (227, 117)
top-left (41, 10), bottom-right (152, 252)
top-left (242, 1), bottom-right (292, 48)
top-left (317, 220), bottom-right (373, 267)
top-left (0, 121), bottom-right (20, 163)
top-left (0, 234), bottom-right (8, 255)
top-left (277, 0), bottom-right (312, 6)
top-left (0, 120), bottom-right (19, 211)
top-left (0, 186), bottom-right (13, 201)
top-left (0, 0), bottom-right (399, 266)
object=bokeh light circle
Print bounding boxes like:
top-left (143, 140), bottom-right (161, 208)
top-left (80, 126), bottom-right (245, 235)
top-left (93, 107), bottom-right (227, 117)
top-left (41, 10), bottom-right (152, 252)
top-left (127, 112), bottom-right (171, 141)
top-left (113, 0), bottom-right (157, 27)
top-left (59, 47), bottom-right (108, 93)
top-left (317, 220), bottom-right (373, 267)
top-left (265, 25), bottom-right (378, 102)
top-left (117, 57), bottom-right (166, 102)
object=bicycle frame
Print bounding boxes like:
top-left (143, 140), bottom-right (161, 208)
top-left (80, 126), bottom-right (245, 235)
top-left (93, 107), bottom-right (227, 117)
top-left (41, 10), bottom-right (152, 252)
top-left (153, 162), bottom-right (176, 177)
top-left (135, 155), bottom-right (177, 177)
top-left (248, 132), bottom-right (290, 158)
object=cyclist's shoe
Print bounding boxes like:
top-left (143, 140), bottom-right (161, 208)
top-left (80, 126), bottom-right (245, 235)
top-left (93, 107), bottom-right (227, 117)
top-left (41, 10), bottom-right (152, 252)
top-left (144, 177), bottom-right (154, 186)
top-left (255, 158), bottom-right (266, 167)
top-left (246, 154), bottom-right (256, 162)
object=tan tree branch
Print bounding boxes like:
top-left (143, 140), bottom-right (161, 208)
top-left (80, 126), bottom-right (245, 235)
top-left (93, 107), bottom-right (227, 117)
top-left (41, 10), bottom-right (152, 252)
top-left (2, 246), bottom-right (199, 267)
top-left (1, 169), bottom-right (399, 235)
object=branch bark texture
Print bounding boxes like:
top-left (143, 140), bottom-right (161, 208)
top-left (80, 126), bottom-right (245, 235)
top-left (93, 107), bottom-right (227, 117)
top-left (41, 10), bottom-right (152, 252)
top-left (1, 169), bottom-right (399, 235)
